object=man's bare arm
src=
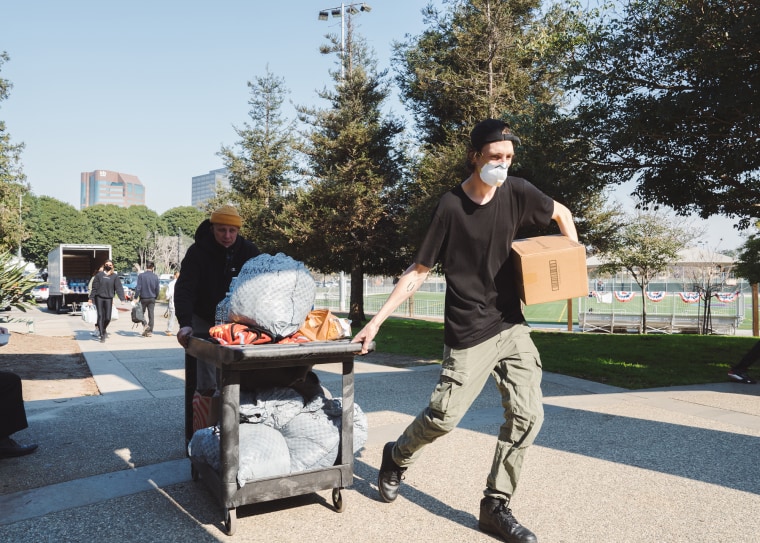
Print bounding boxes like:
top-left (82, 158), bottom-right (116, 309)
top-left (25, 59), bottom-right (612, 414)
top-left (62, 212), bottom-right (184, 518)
top-left (552, 201), bottom-right (578, 242)
top-left (352, 263), bottom-right (430, 353)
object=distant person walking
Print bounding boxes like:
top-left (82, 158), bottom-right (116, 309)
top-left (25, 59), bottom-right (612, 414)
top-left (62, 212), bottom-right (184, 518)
top-left (88, 265), bottom-right (104, 337)
top-left (728, 341), bottom-right (758, 384)
top-left (88, 260), bottom-right (126, 343)
top-left (165, 271), bottom-right (179, 336)
top-left (135, 261), bottom-right (160, 337)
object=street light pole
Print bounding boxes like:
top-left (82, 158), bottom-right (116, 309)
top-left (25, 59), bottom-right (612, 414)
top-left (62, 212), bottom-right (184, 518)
top-left (317, 2), bottom-right (372, 79)
top-left (17, 193), bottom-right (22, 260)
top-left (177, 228), bottom-right (182, 270)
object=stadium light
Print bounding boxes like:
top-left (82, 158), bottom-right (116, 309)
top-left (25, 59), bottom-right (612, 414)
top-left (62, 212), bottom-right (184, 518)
top-left (317, 3), bottom-right (372, 78)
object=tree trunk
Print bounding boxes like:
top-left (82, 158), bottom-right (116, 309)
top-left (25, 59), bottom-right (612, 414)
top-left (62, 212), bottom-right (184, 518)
top-left (348, 262), bottom-right (365, 324)
top-left (753, 283), bottom-right (758, 337)
top-left (641, 283), bottom-right (648, 334)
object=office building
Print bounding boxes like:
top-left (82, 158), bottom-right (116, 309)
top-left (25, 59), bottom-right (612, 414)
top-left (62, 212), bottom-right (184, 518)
top-left (192, 168), bottom-right (230, 208)
top-left (80, 170), bottom-right (145, 209)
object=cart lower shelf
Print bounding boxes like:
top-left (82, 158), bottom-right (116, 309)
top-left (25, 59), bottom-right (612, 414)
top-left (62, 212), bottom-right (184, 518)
top-left (184, 338), bottom-right (369, 536)
top-left (190, 457), bottom-right (348, 535)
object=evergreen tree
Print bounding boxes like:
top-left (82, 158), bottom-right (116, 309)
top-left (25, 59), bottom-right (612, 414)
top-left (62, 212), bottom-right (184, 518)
top-left (0, 52), bottom-right (29, 253)
top-left (393, 0), bottom-right (605, 247)
top-left (288, 16), bottom-right (410, 323)
top-left (218, 68), bottom-right (296, 252)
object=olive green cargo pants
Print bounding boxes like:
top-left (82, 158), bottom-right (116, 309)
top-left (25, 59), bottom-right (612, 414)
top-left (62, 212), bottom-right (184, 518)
top-left (392, 323), bottom-right (544, 500)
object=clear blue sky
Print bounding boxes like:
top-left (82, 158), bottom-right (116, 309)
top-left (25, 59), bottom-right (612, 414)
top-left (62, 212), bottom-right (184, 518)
top-left (1, 0), bottom-right (745, 251)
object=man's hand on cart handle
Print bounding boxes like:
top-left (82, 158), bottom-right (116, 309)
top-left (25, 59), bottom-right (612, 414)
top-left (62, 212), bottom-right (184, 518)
top-left (352, 322), bottom-right (379, 355)
top-left (177, 326), bottom-right (194, 348)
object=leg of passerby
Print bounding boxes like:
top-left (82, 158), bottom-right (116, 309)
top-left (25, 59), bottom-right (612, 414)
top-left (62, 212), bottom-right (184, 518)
top-left (480, 324), bottom-right (542, 543)
top-left (0, 371), bottom-right (39, 458)
top-left (141, 298), bottom-right (155, 337)
top-left (191, 315), bottom-right (217, 391)
top-left (728, 340), bottom-right (759, 384)
top-left (378, 329), bottom-right (497, 504)
top-left (166, 309), bottom-right (176, 335)
top-left (95, 296), bottom-right (113, 342)
top-left (190, 315), bottom-right (219, 431)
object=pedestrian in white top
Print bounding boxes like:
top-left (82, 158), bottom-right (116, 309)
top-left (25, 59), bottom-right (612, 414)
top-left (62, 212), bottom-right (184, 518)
top-left (165, 271), bottom-right (179, 335)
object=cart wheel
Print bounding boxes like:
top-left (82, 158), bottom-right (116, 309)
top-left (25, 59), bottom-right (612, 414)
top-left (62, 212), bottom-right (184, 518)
top-left (332, 488), bottom-right (345, 512)
top-left (190, 464), bottom-right (199, 482)
top-left (225, 508), bottom-right (237, 536)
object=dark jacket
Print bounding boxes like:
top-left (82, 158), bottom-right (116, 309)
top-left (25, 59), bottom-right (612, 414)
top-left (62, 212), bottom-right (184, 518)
top-left (90, 272), bottom-right (126, 302)
top-left (174, 219), bottom-right (260, 328)
top-left (135, 270), bottom-right (160, 299)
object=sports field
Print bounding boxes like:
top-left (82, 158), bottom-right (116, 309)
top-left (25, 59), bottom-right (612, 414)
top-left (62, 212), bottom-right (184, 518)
top-left (335, 290), bottom-right (754, 331)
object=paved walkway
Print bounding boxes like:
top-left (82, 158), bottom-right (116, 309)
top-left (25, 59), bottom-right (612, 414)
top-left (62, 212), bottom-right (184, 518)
top-left (1, 307), bottom-right (759, 542)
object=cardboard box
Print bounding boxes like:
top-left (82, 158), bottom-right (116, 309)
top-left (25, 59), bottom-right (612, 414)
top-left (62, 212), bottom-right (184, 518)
top-left (512, 235), bottom-right (588, 305)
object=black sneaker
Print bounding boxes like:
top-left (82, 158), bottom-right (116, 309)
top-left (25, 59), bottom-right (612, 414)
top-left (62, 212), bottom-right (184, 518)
top-left (727, 370), bottom-right (757, 384)
top-left (378, 441), bottom-right (406, 503)
top-left (479, 497), bottom-right (537, 543)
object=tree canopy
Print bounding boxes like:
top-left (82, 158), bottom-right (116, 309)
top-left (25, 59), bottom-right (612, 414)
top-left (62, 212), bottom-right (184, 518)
top-left (734, 236), bottom-right (760, 285)
top-left (22, 195), bottom-right (95, 267)
top-left (218, 68), bottom-right (297, 251)
top-left (393, 0), bottom-right (609, 250)
top-left (570, 0), bottom-right (760, 228)
top-left (596, 209), bottom-right (696, 332)
top-left (161, 206), bottom-right (205, 238)
top-left (81, 205), bottom-right (156, 271)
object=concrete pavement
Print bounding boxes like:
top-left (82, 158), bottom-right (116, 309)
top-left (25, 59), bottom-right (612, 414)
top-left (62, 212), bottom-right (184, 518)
top-left (1, 306), bottom-right (758, 542)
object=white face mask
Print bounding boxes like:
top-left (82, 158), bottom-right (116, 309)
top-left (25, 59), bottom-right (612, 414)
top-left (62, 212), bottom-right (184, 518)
top-left (479, 162), bottom-right (509, 187)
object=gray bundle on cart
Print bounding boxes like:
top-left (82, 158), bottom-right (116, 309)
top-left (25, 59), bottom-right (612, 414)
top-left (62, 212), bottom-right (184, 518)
top-left (226, 253), bottom-right (316, 338)
top-left (188, 385), bottom-right (368, 487)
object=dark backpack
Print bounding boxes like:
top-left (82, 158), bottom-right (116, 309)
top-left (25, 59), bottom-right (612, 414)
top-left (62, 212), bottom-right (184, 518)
top-left (131, 303), bottom-right (146, 325)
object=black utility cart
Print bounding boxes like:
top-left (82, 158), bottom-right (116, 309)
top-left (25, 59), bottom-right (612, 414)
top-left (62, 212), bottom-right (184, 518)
top-left (184, 337), bottom-right (372, 536)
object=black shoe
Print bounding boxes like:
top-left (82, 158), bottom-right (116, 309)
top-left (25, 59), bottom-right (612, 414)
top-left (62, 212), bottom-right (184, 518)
top-left (0, 437), bottom-right (39, 459)
top-left (479, 497), bottom-right (537, 543)
top-left (378, 441), bottom-right (406, 503)
top-left (100, 333), bottom-right (107, 343)
top-left (727, 370), bottom-right (756, 384)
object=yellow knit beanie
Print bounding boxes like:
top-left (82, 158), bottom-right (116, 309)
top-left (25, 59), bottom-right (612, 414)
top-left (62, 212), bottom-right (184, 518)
top-left (209, 205), bottom-right (242, 228)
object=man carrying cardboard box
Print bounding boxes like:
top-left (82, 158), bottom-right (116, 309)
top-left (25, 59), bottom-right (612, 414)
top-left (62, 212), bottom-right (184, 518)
top-left (354, 118), bottom-right (577, 543)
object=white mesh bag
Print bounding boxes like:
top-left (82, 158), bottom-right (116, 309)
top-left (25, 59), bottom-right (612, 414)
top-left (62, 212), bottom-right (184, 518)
top-left (228, 253), bottom-right (316, 338)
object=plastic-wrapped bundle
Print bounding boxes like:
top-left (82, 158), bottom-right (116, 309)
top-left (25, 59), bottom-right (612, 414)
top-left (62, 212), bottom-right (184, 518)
top-left (324, 398), bottom-right (369, 455)
top-left (239, 387), bottom-right (304, 429)
top-left (188, 424), bottom-right (292, 487)
top-left (228, 253), bottom-right (316, 338)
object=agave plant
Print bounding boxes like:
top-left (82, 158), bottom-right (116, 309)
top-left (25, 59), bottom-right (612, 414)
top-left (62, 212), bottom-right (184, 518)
top-left (0, 251), bottom-right (37, 312)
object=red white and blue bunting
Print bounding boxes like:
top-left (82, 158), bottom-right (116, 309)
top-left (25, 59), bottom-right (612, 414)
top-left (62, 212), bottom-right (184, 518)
top-left (714, 292), bottom-right (740, 303)
top-left (646, 291), bottom-right (666, 302)
top-left (679, 292), bottom-right (701, 304)
top-left (614, 291), bottom-right (636, 302)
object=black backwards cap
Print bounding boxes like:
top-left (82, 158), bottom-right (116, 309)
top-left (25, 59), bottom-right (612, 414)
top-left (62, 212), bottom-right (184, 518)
top-left (470, 118), bottom-right (521, 151)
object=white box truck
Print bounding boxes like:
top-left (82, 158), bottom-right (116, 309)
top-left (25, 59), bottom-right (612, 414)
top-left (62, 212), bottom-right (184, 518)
top-left (47, 244), bottom-right (112, 313)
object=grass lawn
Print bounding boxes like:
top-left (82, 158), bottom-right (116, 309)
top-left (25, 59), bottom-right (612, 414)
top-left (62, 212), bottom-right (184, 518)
top-left (357, 317), bottom-right (757, 390)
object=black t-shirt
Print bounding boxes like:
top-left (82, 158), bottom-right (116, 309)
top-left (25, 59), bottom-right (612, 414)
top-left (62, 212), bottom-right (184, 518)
top-left (415, 177), bottom-right (554, 349)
